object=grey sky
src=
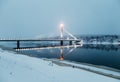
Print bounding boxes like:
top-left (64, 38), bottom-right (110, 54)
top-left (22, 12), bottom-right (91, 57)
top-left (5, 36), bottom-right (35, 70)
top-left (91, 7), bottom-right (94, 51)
top-left (0, 0), bottom-right (120, 38)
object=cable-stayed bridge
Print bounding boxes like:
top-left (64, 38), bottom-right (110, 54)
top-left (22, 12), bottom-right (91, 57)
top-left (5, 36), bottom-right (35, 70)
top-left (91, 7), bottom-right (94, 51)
top-left (0, 24), bottom-right (83, 49)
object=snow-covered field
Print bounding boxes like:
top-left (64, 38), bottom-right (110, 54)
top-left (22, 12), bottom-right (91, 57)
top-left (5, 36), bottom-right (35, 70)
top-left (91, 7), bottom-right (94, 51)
top-left (0, 49), bottom-right (119, 82)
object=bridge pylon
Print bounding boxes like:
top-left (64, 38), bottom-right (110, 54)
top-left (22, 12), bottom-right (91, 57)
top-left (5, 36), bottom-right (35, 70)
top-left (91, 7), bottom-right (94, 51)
top-left (59, 23), bottom-right (78, 45)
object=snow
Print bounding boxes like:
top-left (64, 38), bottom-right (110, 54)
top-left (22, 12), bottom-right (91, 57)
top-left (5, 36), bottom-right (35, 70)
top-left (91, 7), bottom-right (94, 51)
top-left (0, 49), bottom-right (119, 82)
top-left (62, 61), bottom-right (120, 77)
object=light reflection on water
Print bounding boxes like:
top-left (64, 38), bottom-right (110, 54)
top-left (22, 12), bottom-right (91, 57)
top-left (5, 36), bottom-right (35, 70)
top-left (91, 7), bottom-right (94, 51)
top-left (0, 42), bottom-right (120, 70)
top-left (17, 44), bottom-right (120, 70)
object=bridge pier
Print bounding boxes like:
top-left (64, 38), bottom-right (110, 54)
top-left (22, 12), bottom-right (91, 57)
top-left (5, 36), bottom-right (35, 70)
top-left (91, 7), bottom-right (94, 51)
top-left (17, 40), bottom-right (20, 49)
top-left (69, 41), bottom-right (72, 45)
top-left (60, 40), bottom-right (63, 46)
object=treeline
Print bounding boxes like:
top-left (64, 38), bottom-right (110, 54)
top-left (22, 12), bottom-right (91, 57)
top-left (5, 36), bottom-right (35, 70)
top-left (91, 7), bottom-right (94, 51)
top-left (77, 35), bottom-right (120, 43)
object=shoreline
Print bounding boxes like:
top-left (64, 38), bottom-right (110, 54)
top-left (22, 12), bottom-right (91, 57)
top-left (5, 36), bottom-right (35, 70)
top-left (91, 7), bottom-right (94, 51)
top-left (0, 45), bottom-right (120, 80)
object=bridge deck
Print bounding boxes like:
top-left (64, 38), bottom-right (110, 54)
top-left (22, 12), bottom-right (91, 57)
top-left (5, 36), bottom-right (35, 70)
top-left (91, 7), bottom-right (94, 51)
top-left (0, 39), bottom-right (82, 49)
top-left (0, 39), bottom-right (81, 41)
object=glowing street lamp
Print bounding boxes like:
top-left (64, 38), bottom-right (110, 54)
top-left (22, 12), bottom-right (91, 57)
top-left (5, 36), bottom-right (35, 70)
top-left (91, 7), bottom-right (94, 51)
top-left (60, 23), bottom-right (64, 30)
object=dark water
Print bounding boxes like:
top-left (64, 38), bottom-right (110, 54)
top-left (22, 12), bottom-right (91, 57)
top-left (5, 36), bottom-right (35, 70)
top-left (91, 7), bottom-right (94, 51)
top-left (20, 44), bottom-right (120, 70)
top-left (0, 42), bottom-right (120, 70)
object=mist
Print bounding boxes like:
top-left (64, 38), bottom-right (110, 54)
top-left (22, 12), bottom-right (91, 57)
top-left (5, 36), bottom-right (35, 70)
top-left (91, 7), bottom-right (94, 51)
top-left (0, 0), bottom-right (120, 38)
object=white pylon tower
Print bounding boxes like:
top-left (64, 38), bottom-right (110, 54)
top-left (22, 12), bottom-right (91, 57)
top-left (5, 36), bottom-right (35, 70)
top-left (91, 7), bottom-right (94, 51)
top-left (60, 24), bottom-right (64, 39)
top-left (59, 23), bottom-right (77, 40)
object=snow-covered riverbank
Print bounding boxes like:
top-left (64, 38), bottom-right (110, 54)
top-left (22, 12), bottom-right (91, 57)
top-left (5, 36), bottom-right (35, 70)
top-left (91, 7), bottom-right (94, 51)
top-left (0, 49), bottom-right (119, 82)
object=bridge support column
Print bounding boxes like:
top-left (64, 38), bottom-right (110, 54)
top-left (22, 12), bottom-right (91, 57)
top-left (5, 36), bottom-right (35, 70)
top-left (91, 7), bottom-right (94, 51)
top-left (17, 40), bottom-right (20, 49)
top-left (60, 40), bottom-right (63, 46)
top-left (69, 41), bottom-right (72, 45)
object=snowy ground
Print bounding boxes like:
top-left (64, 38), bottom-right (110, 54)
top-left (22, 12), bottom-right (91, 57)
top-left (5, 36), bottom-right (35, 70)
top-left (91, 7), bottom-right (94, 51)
top-left (0, 49), bottom-right (119, 82)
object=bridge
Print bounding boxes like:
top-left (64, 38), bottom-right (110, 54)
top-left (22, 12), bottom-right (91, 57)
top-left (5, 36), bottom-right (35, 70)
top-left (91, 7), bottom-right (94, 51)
top-left (0, 24), bottom-right (82, 49)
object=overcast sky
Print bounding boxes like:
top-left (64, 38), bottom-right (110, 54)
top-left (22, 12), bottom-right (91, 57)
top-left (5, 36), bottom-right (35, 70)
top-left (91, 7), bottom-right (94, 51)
top-left (0, 0), bottom-right (120, 38)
